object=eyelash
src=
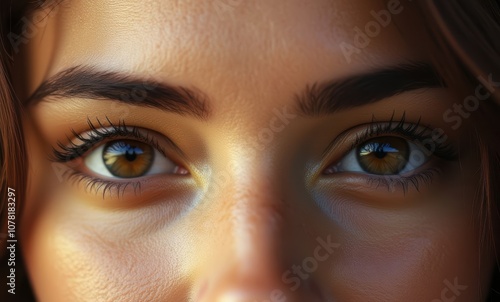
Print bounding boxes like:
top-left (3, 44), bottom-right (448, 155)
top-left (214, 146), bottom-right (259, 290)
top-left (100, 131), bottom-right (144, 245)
top-left (366, 168), bottom-right (441, 194)
top-left (51, 113), bottom-right (457, 197)
top-left (349, 112), bottom-right (456, 158)
top-left (51, 117), bottom-right (166, 162)
top-left (62, 170), bottom-right (143, 199)
top-left (51, 117), bottom-right (165, 197)
top-left (326, 112), bottom-right (458, 193)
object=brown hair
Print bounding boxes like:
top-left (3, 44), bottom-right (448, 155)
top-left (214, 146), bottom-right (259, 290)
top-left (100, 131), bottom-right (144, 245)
top-left (416, 2), bottom-right (500, 300)
top-left (0, 0), bottom-right (499, 300)
top-left (0, 1), bottom-right (31, 301)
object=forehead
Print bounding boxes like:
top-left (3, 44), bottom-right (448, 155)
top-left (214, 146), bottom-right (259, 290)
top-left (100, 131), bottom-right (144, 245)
top-left (27, 0), bottom-right (424, 106)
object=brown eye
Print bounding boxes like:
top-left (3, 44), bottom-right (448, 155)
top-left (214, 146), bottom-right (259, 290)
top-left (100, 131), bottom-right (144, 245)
top-left (84, 139), bottom-right (181, 178)
top-left (103, 140), bottom-right (154, 178)
top-left (356, 137), bottom-right (409, 175)
top-left (327, 135), bottom-right (429, 176)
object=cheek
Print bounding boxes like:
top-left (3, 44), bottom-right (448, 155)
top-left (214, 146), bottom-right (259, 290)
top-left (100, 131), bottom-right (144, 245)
top-left (327, 220), bottom-right (485, 301)
top-left (310, 169), bottom-right (493, 301)
top-left (21, 191), bottom-right (191, 302)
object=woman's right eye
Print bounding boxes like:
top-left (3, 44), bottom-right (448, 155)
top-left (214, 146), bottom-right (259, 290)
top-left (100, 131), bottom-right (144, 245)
top-left (84, 139), bottom-right (185, 178)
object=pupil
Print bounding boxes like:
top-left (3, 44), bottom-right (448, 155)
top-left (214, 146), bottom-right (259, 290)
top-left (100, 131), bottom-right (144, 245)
top-left (125, 151), bottom-right (137, 161)
top-left (374, 146), bottom-right (387, 159)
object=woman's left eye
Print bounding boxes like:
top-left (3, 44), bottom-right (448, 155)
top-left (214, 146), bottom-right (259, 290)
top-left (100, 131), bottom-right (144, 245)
top-left (326, 136), bottom-right (429, 175)
top-left (84, 139), bottom-right (184, 178)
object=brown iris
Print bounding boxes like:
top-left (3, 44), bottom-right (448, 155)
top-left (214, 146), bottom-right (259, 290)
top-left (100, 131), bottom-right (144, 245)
top-left (356, 137), bottom-right (409, 175)
top-left (102, 140), bottom-right (154, 178)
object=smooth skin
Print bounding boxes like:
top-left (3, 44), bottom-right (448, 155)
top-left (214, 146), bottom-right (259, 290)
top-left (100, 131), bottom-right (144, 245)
top-left (17, 0), bottom-right (495, 301)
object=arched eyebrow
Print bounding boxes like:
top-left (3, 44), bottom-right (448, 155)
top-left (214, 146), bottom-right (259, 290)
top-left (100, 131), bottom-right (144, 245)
top-left (25, 65), bottom-right (210, 119)
top-left (296, 62), bottom-right (444, 116)
top-left (26, 62), bottom-right (442, 120)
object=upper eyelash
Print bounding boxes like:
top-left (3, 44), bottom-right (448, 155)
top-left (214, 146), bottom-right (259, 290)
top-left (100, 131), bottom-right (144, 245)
top-left (50, 116), bottom-right (166, 163)
top-left (350, 111), bottom-right (457, 160)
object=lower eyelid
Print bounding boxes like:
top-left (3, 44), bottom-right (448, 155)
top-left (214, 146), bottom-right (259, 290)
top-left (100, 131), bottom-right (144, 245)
top-left (65, 170), bottom-right (141, 198)
top-left (366, 167), bottom-right (442, 192)
top-left (57, 165), bottom-right (197, 207)
top-left (318, 166), bottom-right (442, 197)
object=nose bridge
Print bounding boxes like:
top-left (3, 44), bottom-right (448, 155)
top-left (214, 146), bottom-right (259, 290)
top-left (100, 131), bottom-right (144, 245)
top-left (193, 152), bottom-right (305, 301)
top-left (215, 156), bottom-right (289, 274)
top-left (239, 169), bottom-right (286, 253)
top-left (207, 130), bottom-right (289, 255)
top-left (202, 198), bottom-right (289, 301)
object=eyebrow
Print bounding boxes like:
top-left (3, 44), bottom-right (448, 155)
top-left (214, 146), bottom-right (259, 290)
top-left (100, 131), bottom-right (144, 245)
top-left (27, 63), bottom-right (442, 119)
top-left (26, 66), bottom-right (210, 119)
top-left (296, 62), bottom-right (444, 116)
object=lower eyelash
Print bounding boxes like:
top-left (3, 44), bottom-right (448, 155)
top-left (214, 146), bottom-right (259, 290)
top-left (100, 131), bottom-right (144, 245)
top-left (366, 168), bottom-right (441, 194)
top-left (63, 169), bottom-right (142, 198)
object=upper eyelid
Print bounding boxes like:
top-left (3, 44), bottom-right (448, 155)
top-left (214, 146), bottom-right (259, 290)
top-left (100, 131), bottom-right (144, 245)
top-left (51, 117), bottom-right (186, 162)
top-left (52, 127), bottom-right (164, 162)
top-left (81, 126), bottom-right (167, 157)
top-left (348, 122), bottom-right (430, 152)
top-left (322, 110), bottom-right (427, 155)
top-left (347, 114), bottom-right (426, 150)
top-left (319, 119), bottom-right (436, 166)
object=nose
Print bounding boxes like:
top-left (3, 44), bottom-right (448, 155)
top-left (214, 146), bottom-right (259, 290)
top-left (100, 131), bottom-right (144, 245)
top-left (192, 168), bottom-right (326, 302)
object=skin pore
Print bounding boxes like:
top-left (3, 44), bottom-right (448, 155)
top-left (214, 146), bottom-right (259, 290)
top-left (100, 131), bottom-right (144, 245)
top-left (16, 0), bottom-right (495, 301)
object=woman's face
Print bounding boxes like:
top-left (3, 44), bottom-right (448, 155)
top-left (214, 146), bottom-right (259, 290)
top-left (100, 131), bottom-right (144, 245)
top-left (18, 0), bottom-right (495, 301)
